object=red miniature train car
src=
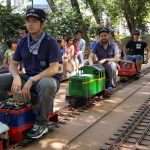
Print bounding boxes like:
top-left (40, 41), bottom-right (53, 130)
top-left (0, 104), bottom-right (34, 143)
top-left (0, 100), bottom-right (58, 144)
top-left (118, 61), bottom-right (137, 77)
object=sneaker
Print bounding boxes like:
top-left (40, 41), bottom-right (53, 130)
top-left (27, 124), bottom-right (48, 139)
top-left (104, 87), bottom-right (113, 97)
top-left (27, 124), bottom-right (39, 135)
top-left (107, 87), bottom-right (113, 93)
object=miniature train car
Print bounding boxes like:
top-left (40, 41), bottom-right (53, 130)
top-left (66, 64), bottom-right (106, 107)
top-left (0, 122), bottom-right (9, 150)
top-left (0, 99), bottom-right (58, 144)
top-left (118, 61), bottom-right (138, 77)
top-left (0, 101), bottom-right (34, 143)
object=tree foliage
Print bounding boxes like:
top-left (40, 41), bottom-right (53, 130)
top-left (70, 0), bottom-right (89, 38)
top-left (47, 0), bottom-right (57, 12)
top-left (46, 9), bottom-right (90, 37)
top-left (86, 0), bottom-right (104, 25)
top-left (102, 0), bottom-right (150, 34)
top-left (0, 4), bottom-right (24, 41)
top-left (120, 0), bottom-right (150, 33)
top-left (0, 0), bottom-right (150, 41)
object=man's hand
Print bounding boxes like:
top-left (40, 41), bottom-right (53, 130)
top-left (99, 58), bottom-right (120, 64)
top-left (11, 75), bottom-right (22, 94)
top-left (99, 59), bottom-right (107, 64)
top-left (21, 80), bottom-right (33, 99)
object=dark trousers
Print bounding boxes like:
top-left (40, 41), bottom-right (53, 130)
top-left (0, 73), bottom-right (58, 125)
top-left (103, 62), bottom-right (117, 88)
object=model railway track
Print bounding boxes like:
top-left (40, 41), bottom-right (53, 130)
top-left (100, 98), bottom-right (150, 150)
top-left (57, 66), bottom-right (150, 125)
top-left (55, 68), bottom-right (150, 149)
top-left (14, 66), bottom-right (150, 149)
top-left (63, 82), bottom-right (146, 150)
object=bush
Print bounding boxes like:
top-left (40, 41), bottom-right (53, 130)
top-left (46, 9), bottom-right (90, 38)
top-left (0, 5), bottom-right (24, 41)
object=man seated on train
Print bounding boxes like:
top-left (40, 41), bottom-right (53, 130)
top-left (89, 28), bottom-right (120, 95)
top-left (0, 8), bottom-right (61, 139)
top-left (125, 30), bottom-right (148, 75)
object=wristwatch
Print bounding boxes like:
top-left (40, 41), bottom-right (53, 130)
top-left (28, 77), bottom-right (36, 84)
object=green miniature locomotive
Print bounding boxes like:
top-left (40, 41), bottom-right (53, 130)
top-left (66, 64), bottom-right (106, 107)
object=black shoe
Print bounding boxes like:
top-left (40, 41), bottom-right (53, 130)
top-left (27, 124), bottom-right (48, 139)
top-left (135, 72), bottom-right (142, 79)
top-left (104, 87), bottom-right (113, 98)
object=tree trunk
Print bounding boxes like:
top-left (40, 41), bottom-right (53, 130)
top-left (86, 0), bottom-right (100, 24)
top-left (6, 0), bottom-right (11, 9)
top-left (124, 11), bottom-right (135, 34)
top-left (70, 0), bottom-right (89, 41)
top-left (120, 0), bottom-right (136, 35)
top-left (71, 0), bottom-right (83, 20)
top-left (47, 0), bottom-right (57, 12)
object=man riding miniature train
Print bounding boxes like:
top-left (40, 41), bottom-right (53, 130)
top-left (125, 30), bottom-right (149, 75)
top-left (89, 28), bottom-right (120, 95)
top-left (0, 8), bottom-right (61, 139)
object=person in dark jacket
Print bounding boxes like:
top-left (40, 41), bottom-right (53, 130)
top-left (0, 8), bottom-right (61, 139)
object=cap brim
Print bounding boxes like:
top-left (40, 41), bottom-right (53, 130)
top-left (26, 13), bottom-right (40, 20)
top-left (133, 33), bottom-right (140, 35)
top-left (99, 31), bottom-right (110, 34)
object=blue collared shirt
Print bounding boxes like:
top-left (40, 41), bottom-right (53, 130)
top-left (13, 34), bottom-right (61, 80)
top-left (92, 41), bottom-right (120, 60)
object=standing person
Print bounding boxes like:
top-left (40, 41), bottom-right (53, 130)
top-left (125, 30), bottom-right (148, 74)
top-left (75, 30), bottom-right (86, 67)
top-left (0, 39), bottom-right (17, 73)
top-left (90, 35), bottom-right (99, 52)
top-left (110, 29), bottom-right (123, 58)
top-left (73, 38), bottom-right (79, 72)
top-left (63, 37), bottom-right (76, 76)
top-left (17, 26), bottom-right (28, 72)
top-left (57, 38), bottom-right (65, 60)
top-left (89, 28), bottom-right (120, 95)
top-left (17, 26), bottom-right (28, 42)
top-left (57, 38), bottom-right (65, 79)
top-left (0, 8), bottom-right (61, 139)
top-left (18, 26), bottom-right (28, 39)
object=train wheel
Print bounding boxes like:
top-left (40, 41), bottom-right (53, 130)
top-left (134, 74), bottom-right (141, 80)
top-left (65, 96), bottom-right (88, 108)
top-left (119, 76), bottom-right (128, 82)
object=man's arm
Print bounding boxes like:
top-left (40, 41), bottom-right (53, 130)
top-left (9, 59), bottom-right (22, 94)
top-left (89, 53), bottom-right (97, 65)
top-left (80, 39), bottom-right (86, 52)
top-left (124, 41), bottom-right (131, 57)
top-left (31, 62), bottom-right (62, 82)
top-left (114, 42), bottom-right (121, 60)
top-left (9, 59), bottom-right (20, 78)
top-left (145, 45), bottom-right (150, 60)
top-left (122, 46), bottom-right (128, 58)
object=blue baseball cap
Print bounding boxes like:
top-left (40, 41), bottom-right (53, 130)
top-left (26, 8), bottom-right (47, 22)
top-left (99, 27), bottom-right (110, 34)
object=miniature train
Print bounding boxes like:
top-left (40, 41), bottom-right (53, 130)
top-left (0, 60), bottom-right (144, 148)
top-left (0, 99), bottom-right (58, 149)
top-left (66, 60), bottom-right (140, 108)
